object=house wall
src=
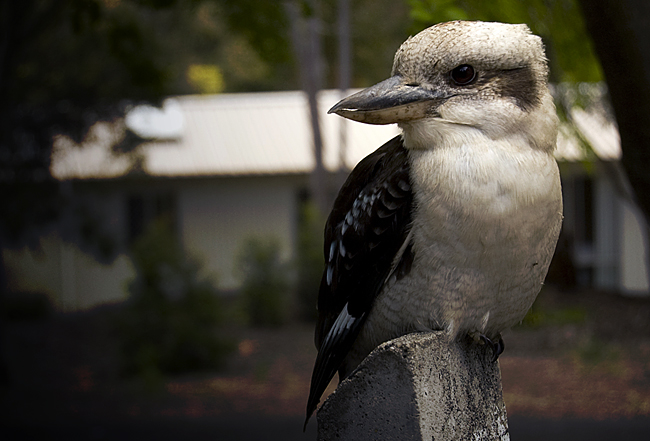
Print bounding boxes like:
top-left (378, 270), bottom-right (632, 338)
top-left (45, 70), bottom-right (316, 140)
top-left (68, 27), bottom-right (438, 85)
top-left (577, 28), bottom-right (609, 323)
top-left (591, 162), bottom-right (649, 295)
top-left (4, 174), bottom-right (307, 311)
top-left (620, 199), bottom-right (650, 294)
top-left (178, 175), bottom-right (304, 290)
top-left (594, 174), bottom-right (619, 289)
top-left (558, 161), bottom-right (649, 294)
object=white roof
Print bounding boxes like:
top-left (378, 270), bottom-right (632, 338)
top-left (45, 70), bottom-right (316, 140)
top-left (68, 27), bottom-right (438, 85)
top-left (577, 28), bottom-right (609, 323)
top-left (557, 107), bottom-right (621, 161)
top-left (51, 90), bottom-right (399, 180)
top-left (51, 89), bottom-right (621, 180)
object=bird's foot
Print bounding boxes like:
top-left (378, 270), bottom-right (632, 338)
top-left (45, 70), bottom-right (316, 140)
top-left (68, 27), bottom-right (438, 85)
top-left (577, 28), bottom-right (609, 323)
top-left (480, 334), bottom-right (505, 362)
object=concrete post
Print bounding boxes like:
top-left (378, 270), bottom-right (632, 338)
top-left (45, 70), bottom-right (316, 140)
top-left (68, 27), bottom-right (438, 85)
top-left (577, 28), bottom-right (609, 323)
top-left (316, 332), bottom-right (510, 440)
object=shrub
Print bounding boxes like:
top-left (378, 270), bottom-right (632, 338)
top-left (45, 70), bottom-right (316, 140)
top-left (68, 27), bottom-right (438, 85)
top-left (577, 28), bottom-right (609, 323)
top-left (294, 202), bottom-right (325, 321)
top-left (117, 218), bottom-right (233, 380)
top-left (237, 237), bottom-right (290, 327)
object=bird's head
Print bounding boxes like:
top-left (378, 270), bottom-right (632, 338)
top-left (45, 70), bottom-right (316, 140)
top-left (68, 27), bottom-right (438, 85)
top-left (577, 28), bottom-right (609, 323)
top-left (328, 21), bottom-right (558, 151)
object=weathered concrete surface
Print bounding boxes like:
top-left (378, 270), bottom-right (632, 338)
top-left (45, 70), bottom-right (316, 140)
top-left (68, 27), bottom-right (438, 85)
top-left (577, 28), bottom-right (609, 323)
top-left (317, 332), bottom-right (510, 441)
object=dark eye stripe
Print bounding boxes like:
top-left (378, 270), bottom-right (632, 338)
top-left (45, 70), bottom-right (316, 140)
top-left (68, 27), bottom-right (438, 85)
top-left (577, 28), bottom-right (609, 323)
top-left (489, 66), bottom-right (540, 111)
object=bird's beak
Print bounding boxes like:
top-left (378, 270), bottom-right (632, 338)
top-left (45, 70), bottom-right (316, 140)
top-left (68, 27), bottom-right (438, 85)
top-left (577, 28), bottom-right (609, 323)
top-left (328, 76), bottom-right (447, 125)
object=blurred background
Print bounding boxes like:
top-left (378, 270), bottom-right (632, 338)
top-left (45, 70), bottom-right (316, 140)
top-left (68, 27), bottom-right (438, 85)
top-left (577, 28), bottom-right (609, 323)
top-left (1, 0), bottom-right (650, 440)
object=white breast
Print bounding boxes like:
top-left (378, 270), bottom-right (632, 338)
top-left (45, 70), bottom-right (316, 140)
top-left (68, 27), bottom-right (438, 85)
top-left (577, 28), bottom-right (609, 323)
top-left (353, 130), bottom-right (562, 363)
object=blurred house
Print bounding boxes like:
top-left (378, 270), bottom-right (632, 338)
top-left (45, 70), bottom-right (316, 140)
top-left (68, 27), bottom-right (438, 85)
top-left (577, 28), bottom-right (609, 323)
top-left (4, 88), bottom-right (649, 312)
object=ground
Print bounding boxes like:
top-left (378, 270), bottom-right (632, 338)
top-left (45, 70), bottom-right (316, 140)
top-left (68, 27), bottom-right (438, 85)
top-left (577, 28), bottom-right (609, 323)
top-left (1, 287), bottom-right (650, 440)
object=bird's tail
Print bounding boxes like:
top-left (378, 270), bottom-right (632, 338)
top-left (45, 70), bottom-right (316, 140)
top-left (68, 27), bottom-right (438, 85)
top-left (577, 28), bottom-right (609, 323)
top-left (303, 306), bottom-right (366, 431)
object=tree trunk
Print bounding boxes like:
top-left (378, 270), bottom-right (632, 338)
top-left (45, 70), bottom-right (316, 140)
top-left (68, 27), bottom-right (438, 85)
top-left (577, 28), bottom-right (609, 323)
top-left (285, 0), bottom-right (329, 215)
top-left (337, 0), bottom-right (351, 177)
top-left (578, 0), bottom-right (650, 291)
top-left (578, 0), bottom-right (650, 224)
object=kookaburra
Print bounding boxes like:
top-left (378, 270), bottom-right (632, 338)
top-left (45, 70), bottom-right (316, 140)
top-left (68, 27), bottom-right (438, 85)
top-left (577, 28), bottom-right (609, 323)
top-left (305, 21), bottom-right (563, 425)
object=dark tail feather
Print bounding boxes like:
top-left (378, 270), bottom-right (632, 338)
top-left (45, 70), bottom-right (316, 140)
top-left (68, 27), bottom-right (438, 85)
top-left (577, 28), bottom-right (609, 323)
top-left (304, 306), bottom-right (366, 430)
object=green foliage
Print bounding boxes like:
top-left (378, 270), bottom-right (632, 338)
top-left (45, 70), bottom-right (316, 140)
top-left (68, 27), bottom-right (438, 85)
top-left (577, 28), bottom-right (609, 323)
top-left (295, 202), bottom-right (326, 321)
top-left (407, 0), bottom-right (603, 83)
top-left (410, 0), bottom-right (469, 22)
top-left (219, 0), bottom-right (293, 66)
top-left (237, 237), bottom-right (290, 327)
top-left (1, 0), bottom-right (188, 246)
top-left (186, 64), bottom-right (225, 94)
top-left (6, 1), bottom-right (173, 110)
top-left (218, 0), bottom-right (412, 90)
top-left (117, 218), bottom-right (233, 380)
top-left (347, 0), bottom-right (412, 87)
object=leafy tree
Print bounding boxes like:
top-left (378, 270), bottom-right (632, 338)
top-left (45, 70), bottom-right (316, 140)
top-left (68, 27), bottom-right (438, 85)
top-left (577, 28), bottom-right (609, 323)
top-left (407, 0), bottom-right (602, 83)
top-left (577, 0), bottom-right (650, 287)
top-left (0, 0), bottom-right (280, 283)
top-left (1, 1), bottom-right (178, 250)
top-left (217, 0), bottom-right (411, 90)
top-left (0, 0), bottom-right (220, 384)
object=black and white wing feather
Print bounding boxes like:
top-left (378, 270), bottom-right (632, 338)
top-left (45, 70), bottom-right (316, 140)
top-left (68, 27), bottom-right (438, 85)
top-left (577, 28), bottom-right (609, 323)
top-left (305, 136), bottom-right (413, 425)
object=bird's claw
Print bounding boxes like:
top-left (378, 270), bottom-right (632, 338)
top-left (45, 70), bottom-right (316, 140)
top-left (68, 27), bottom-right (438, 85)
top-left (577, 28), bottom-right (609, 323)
top-left (480, 334), bottom-right (504, 362)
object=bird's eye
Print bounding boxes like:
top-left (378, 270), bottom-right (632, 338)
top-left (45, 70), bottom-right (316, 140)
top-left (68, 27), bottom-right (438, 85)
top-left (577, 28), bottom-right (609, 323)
top-left (450, 64), bottom-right (476, 85)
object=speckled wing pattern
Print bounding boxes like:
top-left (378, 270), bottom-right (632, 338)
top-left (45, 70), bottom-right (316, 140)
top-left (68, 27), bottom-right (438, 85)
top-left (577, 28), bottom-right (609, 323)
top-left (305, 135), bottom-right (414, 425)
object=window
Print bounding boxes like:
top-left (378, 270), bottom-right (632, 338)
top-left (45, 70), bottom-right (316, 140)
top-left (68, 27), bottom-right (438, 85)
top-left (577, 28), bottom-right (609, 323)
top-left (562, 174), bottom-right (595, 286)
top-left (127, 192), bottom-right (176, 245)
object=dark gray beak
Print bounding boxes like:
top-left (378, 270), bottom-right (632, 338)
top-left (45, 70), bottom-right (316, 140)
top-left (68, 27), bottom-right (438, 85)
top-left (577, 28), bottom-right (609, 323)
top-left (328, 76), bottom-right (447, 125)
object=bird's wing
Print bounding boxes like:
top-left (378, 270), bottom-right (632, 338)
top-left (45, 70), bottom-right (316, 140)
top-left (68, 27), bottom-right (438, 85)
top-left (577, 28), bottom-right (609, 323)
top-left (305, 135), bottom-right (413, 424)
